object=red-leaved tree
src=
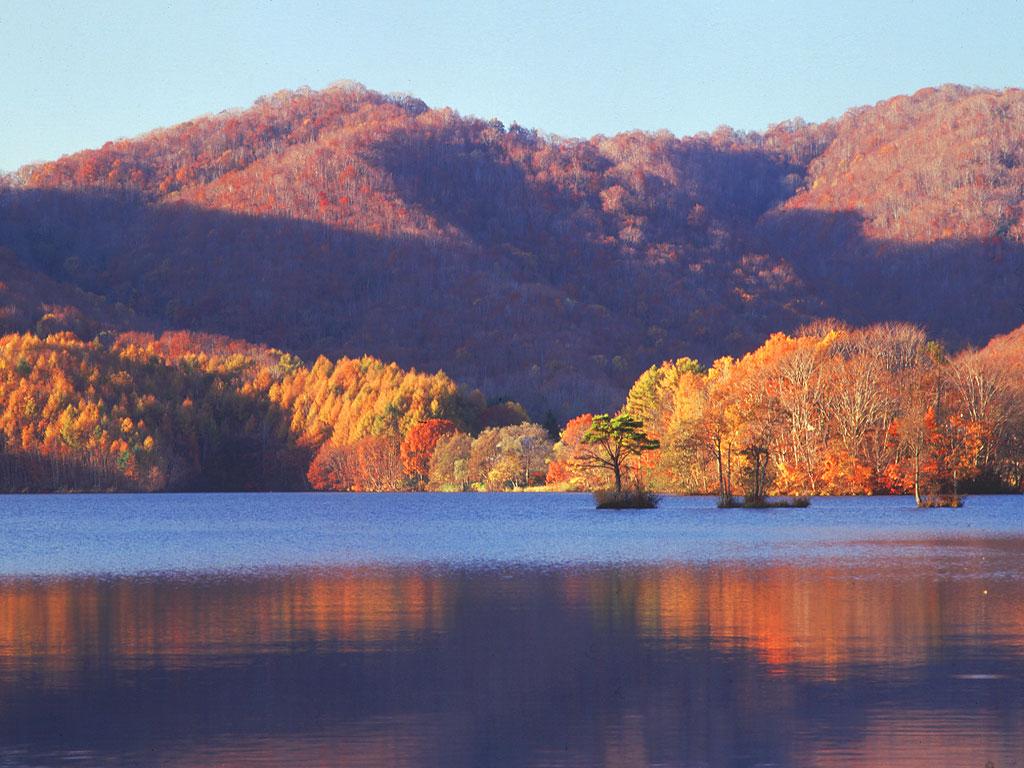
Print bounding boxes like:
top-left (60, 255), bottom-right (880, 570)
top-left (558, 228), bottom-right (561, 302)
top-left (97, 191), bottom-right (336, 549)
top-left (400, 419), bottom-right (458, 488)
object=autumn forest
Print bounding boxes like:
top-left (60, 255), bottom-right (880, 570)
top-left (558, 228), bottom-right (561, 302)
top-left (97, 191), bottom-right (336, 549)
top-left (2, 81), bottom-right (1024, 495)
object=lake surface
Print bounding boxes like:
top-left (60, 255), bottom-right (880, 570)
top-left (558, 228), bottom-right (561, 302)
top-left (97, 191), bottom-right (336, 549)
top-left (0, 492), bottom-right (1021, 767)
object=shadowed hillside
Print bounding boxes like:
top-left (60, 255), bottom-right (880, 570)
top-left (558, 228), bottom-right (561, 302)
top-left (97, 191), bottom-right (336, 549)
top-left (3, 82), bottom-right (1024, 416)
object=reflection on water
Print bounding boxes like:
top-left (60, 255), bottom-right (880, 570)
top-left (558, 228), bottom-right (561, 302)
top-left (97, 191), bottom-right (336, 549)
top-left (1, 542), bottom-right (1022, 767)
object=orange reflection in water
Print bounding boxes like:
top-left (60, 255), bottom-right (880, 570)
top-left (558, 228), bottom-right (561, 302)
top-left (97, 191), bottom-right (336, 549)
top-left (580, 539), bottom-right (1024, 676)
top-left (0, 568), bottom-right (448, 680)
top-left (0, 547), bottom-right (1021, 768)
top-left (3, 542), bottom-right (1023, 685)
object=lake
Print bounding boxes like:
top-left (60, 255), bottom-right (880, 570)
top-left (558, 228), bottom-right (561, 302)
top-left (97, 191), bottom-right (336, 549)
top-left (0, 492), bottom-right (1021, 767)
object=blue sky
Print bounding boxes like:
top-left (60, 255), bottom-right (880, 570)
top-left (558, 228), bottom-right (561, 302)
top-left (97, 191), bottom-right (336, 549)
top-left (2, 0), bottom-right (1023, 173)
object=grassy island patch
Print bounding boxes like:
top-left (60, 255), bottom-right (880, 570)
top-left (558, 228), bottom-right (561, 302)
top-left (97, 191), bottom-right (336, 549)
top-left (917, 494), bottom-right (965, 508)
top-left (593, 489), bottom-right (661, 509)
top-left (718, 496), bottom-right (811, 509)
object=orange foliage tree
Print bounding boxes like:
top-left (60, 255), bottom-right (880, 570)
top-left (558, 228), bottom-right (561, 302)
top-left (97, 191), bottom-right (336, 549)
top-left (625, 322), bottom-right (1024, 499)
top-left (400, 419), bottom-right (458, 488)
top-left (546, 414), bottom-right (610, 489)
top-left (308, 434), bottom-right (405, 491)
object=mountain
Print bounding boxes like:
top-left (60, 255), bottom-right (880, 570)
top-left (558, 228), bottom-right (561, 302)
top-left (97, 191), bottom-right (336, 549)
top-left (2, 82), bottom-right (1023, 418)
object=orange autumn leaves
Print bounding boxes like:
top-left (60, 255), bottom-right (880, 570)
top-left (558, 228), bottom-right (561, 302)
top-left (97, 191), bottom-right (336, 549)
top-left (0, 330), bottom-right (474, 492)
top-left (0, 321), bottom-right (1021, 496)
top-left (400, 419), bottom-right (458, 483)
top-left (610, 323), bottom-right (1024, 497)
top-left (306, 417), bottom-right (461, 492)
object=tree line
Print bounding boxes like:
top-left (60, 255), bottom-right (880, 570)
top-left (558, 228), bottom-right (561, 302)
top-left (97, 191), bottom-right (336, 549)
top-left (0, 330), bottom-right (479, 491)
top-left (0, 321), bottom-right (1021, 495)
top-left (578, 321), bottom-right (1024, 500)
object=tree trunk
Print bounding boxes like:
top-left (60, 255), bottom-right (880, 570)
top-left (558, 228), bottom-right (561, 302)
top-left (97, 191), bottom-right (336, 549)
top-left (716, 443), bottom-right (725, 503)
top-left (913, 447), bottom-right (922, 506)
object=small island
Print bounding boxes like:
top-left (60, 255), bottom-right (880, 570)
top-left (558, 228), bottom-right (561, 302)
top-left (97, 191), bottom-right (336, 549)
top-left (917, 493), bottom-right (965, 508)
top-left (712, 444), bottom-right (811, 508)
top-left (593, 487), bottom-right (661, 509)
top-left (718, 495), bottom-right (811, 509)
top-left (575, 413), bottom-right (661, 509)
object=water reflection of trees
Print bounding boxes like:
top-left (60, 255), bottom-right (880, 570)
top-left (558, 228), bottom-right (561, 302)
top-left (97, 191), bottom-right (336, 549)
top-left (0, 554), bottom-right (1020, 766)
top-left (622, 552), bottom-right (1024, 675)
top-left (0, 569), bottom-right (450, 678)
top-left (1, 550), bottom-right (1022, 677)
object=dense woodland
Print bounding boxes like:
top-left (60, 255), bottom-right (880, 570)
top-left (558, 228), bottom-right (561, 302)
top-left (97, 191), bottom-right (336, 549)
top-left (616, 322), bottom-right (1024, 498)
top-left (0, 321), bottom-right (1021, 495)
top-left (0, 330), bottom-right (471, 491)
top-left (3, 82), bottom-right (1024, 417)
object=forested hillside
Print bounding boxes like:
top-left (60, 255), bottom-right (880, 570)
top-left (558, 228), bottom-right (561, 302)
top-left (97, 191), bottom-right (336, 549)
top-left (2, 82), bottom-right (1024, 417)
top-left (0, 330), bottom-right (476, 491)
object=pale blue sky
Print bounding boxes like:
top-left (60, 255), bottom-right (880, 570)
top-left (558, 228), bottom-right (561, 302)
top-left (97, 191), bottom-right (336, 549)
top-left (2, 0), bottom-right (1023, 173)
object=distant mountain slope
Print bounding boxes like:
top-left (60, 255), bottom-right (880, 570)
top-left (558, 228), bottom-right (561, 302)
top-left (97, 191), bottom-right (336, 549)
top-left (979, 322), bottom-right (1024, 368)
top-left (785, 84), bottom-right (1024, 241)
top-left (2, 82), bottom-right (1023, 417)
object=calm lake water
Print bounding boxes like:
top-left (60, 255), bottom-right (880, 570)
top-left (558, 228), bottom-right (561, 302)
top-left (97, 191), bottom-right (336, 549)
top-left (0, 492), bottom-right (1021, 767)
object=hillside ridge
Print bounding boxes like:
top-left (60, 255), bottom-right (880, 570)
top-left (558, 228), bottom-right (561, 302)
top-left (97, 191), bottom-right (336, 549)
top-left (3, 81), bottom-right (1024, 417)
